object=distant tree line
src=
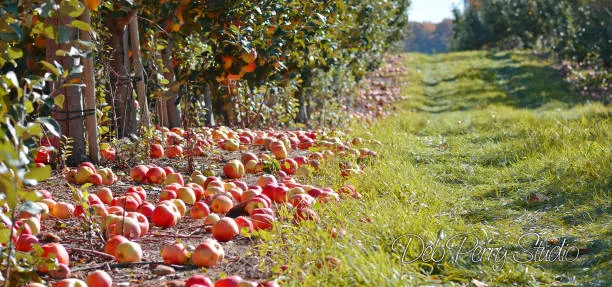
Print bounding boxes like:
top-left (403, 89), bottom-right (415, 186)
top-left (404, 19), bottom-right (453, 54)
top-left (451, 0), bottom-right (611, 67)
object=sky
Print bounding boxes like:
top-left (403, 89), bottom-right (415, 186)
top-left (409, 0), bottom-right (464, 23)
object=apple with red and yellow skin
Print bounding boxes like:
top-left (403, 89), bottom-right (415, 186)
top-left (56, 279), bottom-right (87, 287)
top-left (165, 145), bottom-right (183, 158)
top-left (235, 216), bottom-right (253, 234)
top-left (87, 270), bottom-right (113, 287)
top-left (19, 217), bottom-right (41, 236)
top-left (240, 152), bottom-right (258, 164)
top-left (172, 199), bottom-right (187, 216)
top-left (251, 213), bottom-right (275, 231)
top-left (224, 160), bottom-right (244, 179)
top-left (214, 275), bottom-right (243, 287)
top-left (203, 176), bottom-right (222, 188)
top-left (177, 187), bottom-right (196, 204)
top-left (40, 243), bottom-right (70, 267)
top-left (212, 217), bottom-right (239, 242)
top-left (96, 187), bottom-right (113, 205)
top-left (130, 165), bottom-right (149, 183)
top-left (146, 167), bottom-right (167, 185)
top-left (165, 173), bottom-right (185, 186)
top-left (125, 192), bottom-right (143, 206)
top-left (289, 194), bottom-right (315, 209)
top-left (240, 189), bottom-right (261, 202)
top-left (186, 183), bottom-right (205, 201)
top-left (152, 204), bottom-right (179, 227)
top-left (210, 194), bottom-right (233, 214)
top-left (97, 168), bottom-right (117, 185)
top-left (222, 139), bottom-right (240, 151)
top-left (161, 242), bottom-right (189, 264)
top-left (51, 202), bottom-right (75, 219)
top-left (191, 239), bottom-right (224, 267)
top-left (127, 212), bottom-right (149, 236)
top-left (269, 141), bottom-right (287, 159)
top-left (272, 186), bottom-right (289, 203)
top-left (191, 174), bottom-right (207, 187)
top-left (160, 189), bottom-right (178, 201)
top-left (279, 158), bottom-right (298, 175)
top-left (75, 166), bottom-right (95, 184)
top-left (185, 275), bottom-right (214, 287)
top-left (104, 235), bottom-right (128, 257)
top-left (101, 147), bottom-right (116, 161)
top-left (190, 201), bottom-right (210, 219)
top-left (256, 174), bottom-right (276, 187)
top-left (244, 198), bottom-right (268, 216)
top-left (150, 144), bottom-right (164, 159)
top-left (89, 173), bottom-right (103, 185)
top-left (115, 241), bottom-right (142, 263)
top-left (261, 183), bottom-right (278, 199)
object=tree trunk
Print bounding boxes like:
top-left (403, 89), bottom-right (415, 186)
top-left (59, 16), bottom-right (86, 166)
top-left (108, 18), bottom-right (137, 138)
top-left (80, 9), bottom-right (99, 163)
top-left (204, 82), bottom-right (214, 126)
top-left (162, 45), bottom-right (181, 128)
top-left (129, 16), bottom-right (150, 130)
top-left (297, 72), bottom-right (311, 124)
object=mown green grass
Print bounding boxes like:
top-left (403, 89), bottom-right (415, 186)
top-left (255, 51), bottom-right (611, 286)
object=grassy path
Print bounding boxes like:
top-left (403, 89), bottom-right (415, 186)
top-left (262, 51), bottom-right (610, 286)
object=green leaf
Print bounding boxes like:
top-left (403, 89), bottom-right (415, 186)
top-left (24, 100), bottom-right (34, 113)
top-left (71, 20), bottom-right (91, 33)
top-left (7, 47), bottom-right (23, 60)
top-left (37, 117), bottom-right (61, 137)
top-left (0, 228), bottom-right (11, 244)
top-left (54, 94), bottom-right (65, 109)
top-left (25, 165), bottom-right (52, 182)
top-left (40, 61), bottom-right (60, 77)
top-left (59, 0), bottom-right (85, 17)
top-left (160, 78), bottom-right (170, 85)
top-left (0, 177), bottom-right (17, 210)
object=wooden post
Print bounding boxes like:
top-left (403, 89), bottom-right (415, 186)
top-left (80, 9), bottom-right (99, 163)
top-left (129, 15), bottom-right (150, 130)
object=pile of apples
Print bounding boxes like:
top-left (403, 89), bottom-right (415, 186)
top-left (65, 162), bottom-right (117, 186)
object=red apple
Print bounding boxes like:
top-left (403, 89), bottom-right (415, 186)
top-left (165, 145), bottom-right (183, 158)
top-left (130, 165), bottom-right (149, 183)
top-left (185, 275), bottom-right (214, 287)
top-left (251, 213), bottom-right (275, 231)
top-left (150, 144), bottom-right (164, 158)
top-left (190, 202), bottom-right (210, 219)
top-left (165, 172), bottom-right (185, 186)
top-left (210, 194), bottom-right (233, 214)
top-left (86, 270), bottom-right (113, 287)
top-left (146, 167), bottom-right (167, 185)
top-left (161, 242), bottom-right (189, 264)
top-left (235, 216), bottom-right (253, 234)
top-left (224, 160), bottom-right (245, 179)
top-left (212, 217), bottom-right (239, 242)
top-left (191, 239), bottom-right (224, 267)
top-left (214, 275), bottom-right (242, 287)
top-left (152, 204), bottom-right (179, 227)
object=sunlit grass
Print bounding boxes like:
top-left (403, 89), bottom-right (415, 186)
top-left (255, 51), bottom-right (611, 286)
